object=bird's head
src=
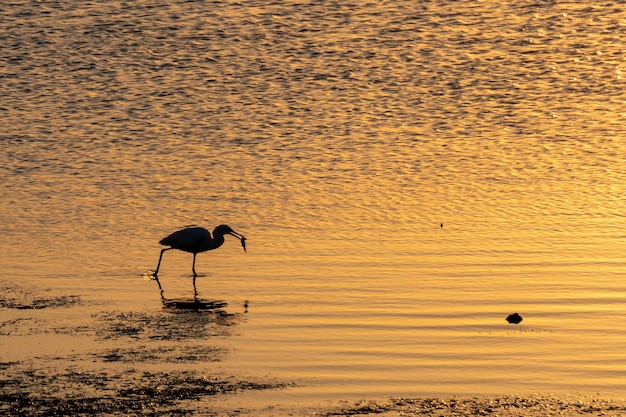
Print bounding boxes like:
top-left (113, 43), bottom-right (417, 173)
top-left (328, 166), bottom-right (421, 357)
top-left (214, 224), bottom-right (241, 238)
top-left (214, 225), bottom-right (246, 251)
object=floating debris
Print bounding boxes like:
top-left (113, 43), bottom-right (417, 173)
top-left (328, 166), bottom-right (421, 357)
top-left (506, 312), bottom-right (523, 324)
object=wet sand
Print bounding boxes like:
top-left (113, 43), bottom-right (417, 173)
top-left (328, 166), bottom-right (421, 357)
top-left (314, 395), bottom-right (626, 417)
top-left (0, 282), bottom-right (289, 416)
top-left (1, 283), bottom-right (625, 416)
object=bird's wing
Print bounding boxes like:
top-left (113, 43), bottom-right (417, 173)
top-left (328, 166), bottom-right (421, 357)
top-left (159, 227), bottom-right (209, 251)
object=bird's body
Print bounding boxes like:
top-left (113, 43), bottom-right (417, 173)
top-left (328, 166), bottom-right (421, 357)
top-left (152, 225), bottom-right (246, 297)
top-left (159, 226), bottom-right (226, 253)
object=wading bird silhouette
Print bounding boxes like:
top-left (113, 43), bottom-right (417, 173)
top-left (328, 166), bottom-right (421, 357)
top-left (152, 225), bottom-right (247, 298)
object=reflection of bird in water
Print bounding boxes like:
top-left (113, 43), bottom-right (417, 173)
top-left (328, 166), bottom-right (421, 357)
top-left (152, 225), bottom-right (246, 297)
top-left (506, 313), bottom-right (523, 324)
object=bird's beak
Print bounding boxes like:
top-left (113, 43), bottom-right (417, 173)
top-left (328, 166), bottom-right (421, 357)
top-left (229, 230), bottom-right (247, 252)
top-left (229, 230), bottom-right (245, 240)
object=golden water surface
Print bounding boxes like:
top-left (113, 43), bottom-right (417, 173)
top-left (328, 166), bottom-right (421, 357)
top-left (2, 0), bottom-right (626, 413)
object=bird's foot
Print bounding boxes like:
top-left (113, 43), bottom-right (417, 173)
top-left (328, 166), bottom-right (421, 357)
top-left (143, 270), bottom-right (158, 280)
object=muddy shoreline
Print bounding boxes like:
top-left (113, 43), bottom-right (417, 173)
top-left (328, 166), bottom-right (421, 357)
top-left (1, 283), bottom-right (625, 416)
top-left (316, 395), bottom-right (626, 417)
top-left (0, 282), bottom-right (290, 416)
top-left (1, 366), bottom-right (287, 416)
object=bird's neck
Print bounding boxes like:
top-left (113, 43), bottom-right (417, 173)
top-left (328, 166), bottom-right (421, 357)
top-left (209, 233), bottom-right (226, 249)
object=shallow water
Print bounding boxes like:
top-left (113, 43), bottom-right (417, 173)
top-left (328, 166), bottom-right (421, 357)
top-left (2, 0), bottom-right (626, 414)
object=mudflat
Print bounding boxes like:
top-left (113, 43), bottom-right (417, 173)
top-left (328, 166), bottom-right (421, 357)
top-left (2, 283), bottom-right (624, 416)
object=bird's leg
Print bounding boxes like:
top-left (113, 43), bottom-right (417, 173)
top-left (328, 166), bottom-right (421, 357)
top-left (153, 274), bottom-right (166, 306)
top-left (191, 253), bottom-right (198, 277)
top-left (154, 248), bottom-right (172, 275)
top-left (192, 253), bottom-right (199, 301)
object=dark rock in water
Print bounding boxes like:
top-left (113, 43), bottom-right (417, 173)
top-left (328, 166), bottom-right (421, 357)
top-left (506, 313), bottom-right (523, 324)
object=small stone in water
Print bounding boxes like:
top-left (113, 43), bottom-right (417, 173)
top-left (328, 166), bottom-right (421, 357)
top-left (506, 313), bottom-right (523, 324)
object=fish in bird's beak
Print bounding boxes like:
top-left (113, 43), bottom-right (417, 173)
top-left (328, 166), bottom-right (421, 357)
top-left (229, 230), bottom-right (247, 252)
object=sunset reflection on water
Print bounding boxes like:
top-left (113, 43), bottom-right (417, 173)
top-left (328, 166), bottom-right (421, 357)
top-left (2, 0), bottom-right (626, 413)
